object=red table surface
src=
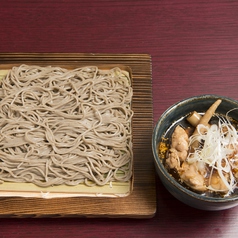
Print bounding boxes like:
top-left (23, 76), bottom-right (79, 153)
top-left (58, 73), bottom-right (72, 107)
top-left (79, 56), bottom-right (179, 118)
top-left (1, 0), bottom-right (238, 237)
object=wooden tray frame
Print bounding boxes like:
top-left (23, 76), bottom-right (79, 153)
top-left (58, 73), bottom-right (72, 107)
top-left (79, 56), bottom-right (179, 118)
top-left (0, 53), bottom-right (156, 218)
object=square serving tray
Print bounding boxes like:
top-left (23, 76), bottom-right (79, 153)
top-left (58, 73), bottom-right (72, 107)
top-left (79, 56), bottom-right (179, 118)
top-left (0, 53), bottom-right (156, 218)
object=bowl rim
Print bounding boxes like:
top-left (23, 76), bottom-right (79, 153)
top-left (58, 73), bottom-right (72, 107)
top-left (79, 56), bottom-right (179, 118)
top-left (152, 94), bottom-right (238, 203)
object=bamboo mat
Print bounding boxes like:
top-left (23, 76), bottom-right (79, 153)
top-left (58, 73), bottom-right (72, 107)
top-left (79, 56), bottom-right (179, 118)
top-left (0, 53), bottom-right (156, 218)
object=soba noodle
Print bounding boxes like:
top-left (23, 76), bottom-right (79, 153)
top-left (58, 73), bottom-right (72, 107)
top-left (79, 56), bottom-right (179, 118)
top-left (0, 64), bottom-right (133, 187)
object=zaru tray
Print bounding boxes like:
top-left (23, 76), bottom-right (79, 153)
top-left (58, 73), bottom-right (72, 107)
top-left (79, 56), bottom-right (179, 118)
top-left (0, 53), bottom-right (156, 218)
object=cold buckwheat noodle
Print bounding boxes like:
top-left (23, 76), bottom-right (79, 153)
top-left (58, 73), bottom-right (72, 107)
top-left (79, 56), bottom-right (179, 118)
top-left (0, 64), bottom-right (133, 187)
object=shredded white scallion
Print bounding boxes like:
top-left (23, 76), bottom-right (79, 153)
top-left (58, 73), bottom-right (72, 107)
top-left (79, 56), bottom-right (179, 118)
top-left (187, 117), bottom-right (238, 194)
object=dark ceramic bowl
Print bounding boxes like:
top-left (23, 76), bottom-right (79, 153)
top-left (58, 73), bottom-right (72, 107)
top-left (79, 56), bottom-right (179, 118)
top-left (152, 95), bottom-right (238, 210)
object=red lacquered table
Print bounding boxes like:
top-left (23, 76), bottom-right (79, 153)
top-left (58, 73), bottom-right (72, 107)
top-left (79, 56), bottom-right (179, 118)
top-left (1, 0), bottom-right (238, 237)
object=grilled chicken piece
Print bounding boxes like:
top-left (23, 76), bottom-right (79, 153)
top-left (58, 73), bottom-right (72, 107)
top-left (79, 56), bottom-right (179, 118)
top-left (166, 125), bottom-right (189, 169)
top-left (178, 161), bottom-right (207, 192)
top-left (209, 170), bottom-right (229, 192)
top-left (166, 125), bottom-right (207, 192)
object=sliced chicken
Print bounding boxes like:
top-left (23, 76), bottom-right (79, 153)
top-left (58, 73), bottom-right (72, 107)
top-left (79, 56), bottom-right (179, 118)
top-left (209, 170), bottom-right (229, 192)
top-left (170, 125), bottom-right (189, 161)
top-left (166, 125), bottom-right (189, 169)
top-left (166, 148), bottom-right (180, 169)
top-left (166, 125), bottom-right (207, 192)
top-left (178, 161), bottom-right (207, 192)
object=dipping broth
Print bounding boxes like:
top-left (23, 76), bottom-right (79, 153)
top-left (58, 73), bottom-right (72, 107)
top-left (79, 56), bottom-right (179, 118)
top-left (158, 112), bottom-right (238, 198)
